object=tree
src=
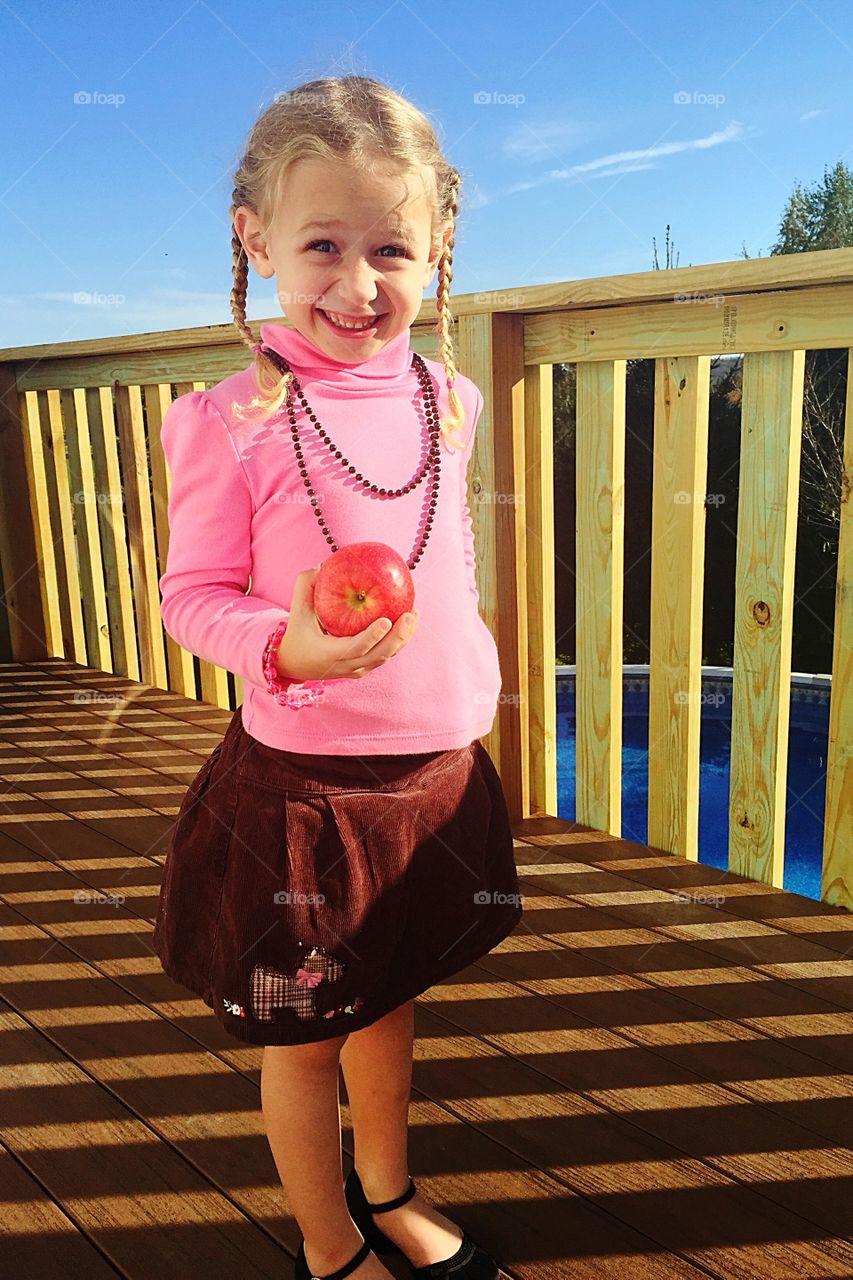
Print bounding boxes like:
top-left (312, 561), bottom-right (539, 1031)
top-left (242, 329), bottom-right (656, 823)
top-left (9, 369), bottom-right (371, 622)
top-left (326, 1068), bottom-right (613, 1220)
top-left (772, 161), bottom-right (853, 253)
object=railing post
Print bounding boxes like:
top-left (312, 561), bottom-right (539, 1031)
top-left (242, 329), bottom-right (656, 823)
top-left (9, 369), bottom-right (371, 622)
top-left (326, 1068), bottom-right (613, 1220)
top-left (459, 311), bottom-right (528, 823)
top-left (0, 362), bottom-right (48, 661)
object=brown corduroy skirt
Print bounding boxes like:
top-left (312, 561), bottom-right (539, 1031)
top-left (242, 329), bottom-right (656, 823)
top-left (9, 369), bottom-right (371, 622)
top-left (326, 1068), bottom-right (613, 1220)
top-left (153, 708), bottom-right (524, 1045)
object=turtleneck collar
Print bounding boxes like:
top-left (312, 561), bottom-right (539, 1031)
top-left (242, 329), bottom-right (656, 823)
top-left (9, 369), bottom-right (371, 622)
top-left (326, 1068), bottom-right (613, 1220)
top-left (259, 319), bottom-right (414, 388)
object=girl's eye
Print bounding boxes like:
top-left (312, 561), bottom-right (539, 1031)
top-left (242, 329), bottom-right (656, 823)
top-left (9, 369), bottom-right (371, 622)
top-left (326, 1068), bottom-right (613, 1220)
top-left (305, 239), bottom-right (409, 258)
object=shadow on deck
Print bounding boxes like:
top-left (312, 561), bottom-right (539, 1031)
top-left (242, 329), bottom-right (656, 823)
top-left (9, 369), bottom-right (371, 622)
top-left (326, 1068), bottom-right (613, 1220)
top-left (1, 660), bottom-right (852, 1279)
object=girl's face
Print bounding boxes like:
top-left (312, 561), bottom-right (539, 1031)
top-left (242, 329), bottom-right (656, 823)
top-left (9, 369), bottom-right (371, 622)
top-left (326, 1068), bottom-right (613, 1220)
top-left (235, 154), bottom-right (452, 357)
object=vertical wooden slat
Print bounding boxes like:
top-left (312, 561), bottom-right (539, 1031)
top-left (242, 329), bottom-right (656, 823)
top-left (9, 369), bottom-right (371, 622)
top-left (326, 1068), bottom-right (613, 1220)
top-left (45, 388), bottom-right (87, 662)
top-left (199, 659), bottom-right (231, 709)
top-left (147, 381), bottom-right (197, 700)
top-left (822, 348), bottom-right (853, 909)
top-left (35, 388), bottom-right (76, 658)
top-left (114, 383), bottom-right (168, 690)
top-left (524, 361), bottom-right (558, 819)
top-left (575, 360), bottom-right (626, 835)
top-left (729, 349), bottom-right (805, 888)
top-left (1, 376), bottom-right (52, 658)
top-left (87, 386), bottom-right (139, 681)
top-left (61, 388), bottom-right (112, 671)
top-left (647, 355), bottom-right (711, 859)
top-left (23, 390), bottom-right (63, 658)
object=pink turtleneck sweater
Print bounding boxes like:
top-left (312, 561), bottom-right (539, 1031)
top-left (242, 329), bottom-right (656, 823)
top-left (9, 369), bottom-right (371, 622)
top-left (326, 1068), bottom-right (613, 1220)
top-left (157, 320), bottom-right (502, 754)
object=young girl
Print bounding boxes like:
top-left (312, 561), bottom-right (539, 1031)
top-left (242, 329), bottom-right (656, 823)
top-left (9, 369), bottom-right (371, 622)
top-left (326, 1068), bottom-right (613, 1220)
top-left (153, 75), bottom-right (523, 1280)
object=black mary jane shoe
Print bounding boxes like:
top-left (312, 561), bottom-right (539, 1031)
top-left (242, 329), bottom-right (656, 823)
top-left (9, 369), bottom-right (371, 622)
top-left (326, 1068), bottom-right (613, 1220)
top-left (295, 1234), bottom-right (373, 1280)
top-left (344, 1167), bottom-right (501, 1279)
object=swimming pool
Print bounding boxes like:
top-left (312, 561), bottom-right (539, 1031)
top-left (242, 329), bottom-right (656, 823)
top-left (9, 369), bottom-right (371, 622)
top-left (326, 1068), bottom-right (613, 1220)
top-left (556, 667), bottom-right (830, 902)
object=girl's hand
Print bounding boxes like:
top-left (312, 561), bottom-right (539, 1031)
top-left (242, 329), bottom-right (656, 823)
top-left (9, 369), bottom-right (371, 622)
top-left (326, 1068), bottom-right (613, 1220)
top-left (274, 566), bottom-right (420, 683)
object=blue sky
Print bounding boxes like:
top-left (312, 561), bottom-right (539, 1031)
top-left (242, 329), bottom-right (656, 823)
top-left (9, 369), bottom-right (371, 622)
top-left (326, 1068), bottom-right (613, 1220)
top-left (2, 0), bottom-right (851, 348)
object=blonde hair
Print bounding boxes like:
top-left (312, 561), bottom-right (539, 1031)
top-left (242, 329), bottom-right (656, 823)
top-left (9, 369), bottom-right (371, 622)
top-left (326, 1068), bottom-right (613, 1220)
top-left (228, 75), bottom-right (467, 450)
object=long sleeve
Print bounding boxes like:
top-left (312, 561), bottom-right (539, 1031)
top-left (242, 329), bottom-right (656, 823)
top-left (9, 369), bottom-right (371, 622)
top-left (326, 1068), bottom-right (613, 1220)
top-left (158, 390), bottom-right (291, 690)
top-left (460, 385), bottom-right (485, 604)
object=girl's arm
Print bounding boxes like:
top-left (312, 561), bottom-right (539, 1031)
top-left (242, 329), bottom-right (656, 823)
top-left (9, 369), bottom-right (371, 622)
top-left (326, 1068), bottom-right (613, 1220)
top-left (157, 390), bottom-right (294, 692)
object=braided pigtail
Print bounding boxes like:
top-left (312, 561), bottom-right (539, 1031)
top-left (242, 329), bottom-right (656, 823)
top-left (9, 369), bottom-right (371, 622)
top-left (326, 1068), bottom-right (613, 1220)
top-left (229, 223), bottom-right (295, 422)
top-left (434, 167), bottom-right (467, 453)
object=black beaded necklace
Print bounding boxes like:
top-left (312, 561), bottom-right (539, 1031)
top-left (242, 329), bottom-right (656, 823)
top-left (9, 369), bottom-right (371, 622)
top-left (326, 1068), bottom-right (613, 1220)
top-left (256, 342), bottom-right (442, 571)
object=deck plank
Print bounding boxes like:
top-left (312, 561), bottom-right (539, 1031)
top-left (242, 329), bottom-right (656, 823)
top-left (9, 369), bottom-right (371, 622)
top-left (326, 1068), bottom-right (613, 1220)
top-left (2, 662), bottom-right (852, 1278)
top-left (0, 1140), bottom-right (124, 1278)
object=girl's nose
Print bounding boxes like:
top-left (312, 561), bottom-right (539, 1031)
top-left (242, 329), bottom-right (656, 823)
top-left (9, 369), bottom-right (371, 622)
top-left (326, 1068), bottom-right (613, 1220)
top-left (334, 258), bottom-right (380, 306)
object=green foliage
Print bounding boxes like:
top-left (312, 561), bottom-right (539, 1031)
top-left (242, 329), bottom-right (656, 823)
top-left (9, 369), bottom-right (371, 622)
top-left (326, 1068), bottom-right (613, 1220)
top-left (771, 161), bottom-right (853, 253)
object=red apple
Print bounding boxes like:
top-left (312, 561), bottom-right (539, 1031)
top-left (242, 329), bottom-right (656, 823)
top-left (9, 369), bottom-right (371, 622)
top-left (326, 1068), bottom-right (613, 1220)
top-left (313, 542), bottom-right (415, 638)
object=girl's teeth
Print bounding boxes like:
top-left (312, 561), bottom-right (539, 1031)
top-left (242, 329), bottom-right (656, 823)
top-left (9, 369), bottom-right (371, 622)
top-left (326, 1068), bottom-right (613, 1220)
top-left (324, 311), bottom-right (377, 330)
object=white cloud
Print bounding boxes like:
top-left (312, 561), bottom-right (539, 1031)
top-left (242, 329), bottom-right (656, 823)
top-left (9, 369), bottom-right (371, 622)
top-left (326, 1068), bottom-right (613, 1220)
top-left (502, 121), bottom-right (748, 196)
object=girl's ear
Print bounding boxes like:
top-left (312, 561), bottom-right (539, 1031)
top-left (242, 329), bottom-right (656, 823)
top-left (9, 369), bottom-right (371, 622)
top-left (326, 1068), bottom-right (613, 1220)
top-left (234, 206), bottom-right (276, 279)
top-left (422, 221), bottom-right (453, 289)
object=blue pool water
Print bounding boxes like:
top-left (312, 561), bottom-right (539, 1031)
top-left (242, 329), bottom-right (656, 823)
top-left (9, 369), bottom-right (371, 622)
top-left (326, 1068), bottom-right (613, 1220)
top-left (556, 670), bottom-right (830, 901)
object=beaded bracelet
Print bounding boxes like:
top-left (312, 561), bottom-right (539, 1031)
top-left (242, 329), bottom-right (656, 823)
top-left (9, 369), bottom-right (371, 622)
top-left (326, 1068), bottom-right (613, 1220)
top-left (262, 618), bottom-right (325, 709)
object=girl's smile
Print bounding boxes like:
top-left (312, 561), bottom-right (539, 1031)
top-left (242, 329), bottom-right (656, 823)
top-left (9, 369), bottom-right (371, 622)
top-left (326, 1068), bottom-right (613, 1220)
top-left (316, 307), bottom-right (388, 339)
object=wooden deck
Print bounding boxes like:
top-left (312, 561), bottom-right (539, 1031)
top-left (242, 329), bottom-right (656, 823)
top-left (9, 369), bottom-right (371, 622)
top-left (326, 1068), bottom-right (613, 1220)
top-left (1, 659), bottom-right (852, 1280)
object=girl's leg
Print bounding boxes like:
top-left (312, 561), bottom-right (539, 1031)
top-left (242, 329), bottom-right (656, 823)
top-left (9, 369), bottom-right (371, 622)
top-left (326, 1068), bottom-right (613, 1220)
top-left (338, 999), bottom-right (466, 1268)
top-left (261, 1034), bottom-right (393, 1278)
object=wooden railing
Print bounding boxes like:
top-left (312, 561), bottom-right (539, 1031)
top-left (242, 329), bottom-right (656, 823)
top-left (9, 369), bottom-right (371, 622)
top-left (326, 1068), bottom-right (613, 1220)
top-left (1, 247), bottom-right (851, 909)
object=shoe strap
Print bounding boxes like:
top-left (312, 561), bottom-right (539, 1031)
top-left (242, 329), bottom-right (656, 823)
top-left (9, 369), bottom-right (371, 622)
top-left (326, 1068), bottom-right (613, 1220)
top-left (365, 1175), bottom-right (416, 1213)
top-left (308, 1237), bottom-right (372, 1280)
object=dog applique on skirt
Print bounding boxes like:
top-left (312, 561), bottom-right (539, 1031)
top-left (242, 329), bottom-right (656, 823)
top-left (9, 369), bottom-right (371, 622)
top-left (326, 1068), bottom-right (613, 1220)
top-left (153, 708), bottom-right (524, 1045)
